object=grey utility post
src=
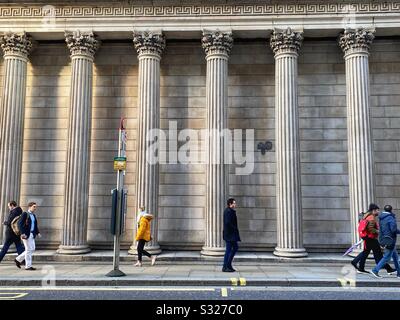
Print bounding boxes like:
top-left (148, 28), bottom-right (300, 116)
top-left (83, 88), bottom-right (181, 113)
top-left (106, 118), bottom-right (127, 277)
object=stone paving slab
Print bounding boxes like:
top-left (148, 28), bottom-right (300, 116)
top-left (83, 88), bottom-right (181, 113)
top-left (1, 250), bottom-right (353, 264)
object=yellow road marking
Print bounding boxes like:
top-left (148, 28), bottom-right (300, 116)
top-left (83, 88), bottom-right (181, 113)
top-left (221, 288), bottom-right (228, 297)
top-left (0, 293), bottom-right (28, 300)
top-left (0, 287), bottom-right (214, 292)
top-left (239, 278), bottom-right (246, 286)
top-left (230, 278), bottom-right (238, 286)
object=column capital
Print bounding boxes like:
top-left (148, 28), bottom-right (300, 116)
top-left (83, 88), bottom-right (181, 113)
top-left (0, 32), bottom-right (33, 59)
top-left (65, 30), bottom-right (100, 59)
top-left (339, 28), bottom-right (375, 56)
top-left (270, 28), bottom-right (303, 57)
top-left (133, 31), bottom-right (165, 58)
top-left (202, 31), bottom-right (233, 57)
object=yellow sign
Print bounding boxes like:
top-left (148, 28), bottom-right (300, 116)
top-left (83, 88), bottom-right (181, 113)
top-left (114, 157), bottom-right (126, 171)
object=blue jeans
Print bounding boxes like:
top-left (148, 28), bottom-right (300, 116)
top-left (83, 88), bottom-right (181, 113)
top-left (223, 241), bottom-right (238, 269)
top-left (373, 247), bottom-right (400, 276)
top-left (352, 238), bottom-right (393, 271)
top-left (0, 236), bottom-right (25, 263)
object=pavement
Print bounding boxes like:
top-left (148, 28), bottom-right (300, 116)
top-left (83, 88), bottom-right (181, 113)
top-left (0, 250), bottom-right (399, 288)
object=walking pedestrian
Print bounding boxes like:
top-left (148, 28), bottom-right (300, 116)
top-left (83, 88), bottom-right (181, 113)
top-left (351, 203), bottom-right (396, 274)
top-left (0, 201), bottom-right (25, 263)
top-left (137, 206), bottom-right (146, 229)
top-left (222, 198), bottom-right (241, 272)
top-left (134, 212), bottom-right (156, 267)
top-left (370, 205), bottom-right (400, 278)
top-left (15, 202), bottom-right (41, 271)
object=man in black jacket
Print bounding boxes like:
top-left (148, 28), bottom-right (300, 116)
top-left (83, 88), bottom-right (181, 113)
top-left (0, 201), bottom-right (25, 263)
top-left (222, 198), bottom-right (241, 272)
top-left (15, 202), bottom-right (41, 271)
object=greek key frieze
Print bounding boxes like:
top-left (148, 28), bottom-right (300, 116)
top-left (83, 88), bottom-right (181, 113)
top-left (0, 3), bottom-right (400, 18)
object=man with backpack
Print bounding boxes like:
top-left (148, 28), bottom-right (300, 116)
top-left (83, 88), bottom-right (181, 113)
top-left (370, 205), bottom-right (400, 278)
top-left (351, 203), bottom-right (396, 274)
top-left (0, 201), bottom-right (25, 264)
top-left (14, 202), bottom-right (41, 271)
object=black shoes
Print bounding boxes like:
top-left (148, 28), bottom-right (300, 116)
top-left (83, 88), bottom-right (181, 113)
top-left (357, 269), bottom-right (370, 274)
top-left (387, 268), bottom-right (397, 275)
top-left (222, 267), bottom-right (236, 273)
top-left (14, 259), bottom-right (21, 269)
top-left (25, 267), bottom-right (36, 271)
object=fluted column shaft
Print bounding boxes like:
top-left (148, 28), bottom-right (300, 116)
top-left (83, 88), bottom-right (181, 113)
top-left (0, 33), bottom-right (32, 245)
top-left (339, 28), bottom-right (376, 245)
top-left (58, 31), bottom-right (99, 254)
top-left (129, 32), bottom-right (165, 255)
top-left (201, 31), bottom-right (233, 256)
top-left (270, 28), bottom-right (308, 258)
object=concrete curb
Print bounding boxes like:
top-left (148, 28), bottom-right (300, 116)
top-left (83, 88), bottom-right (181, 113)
top-left (0, 278), bottom-right (398, 288)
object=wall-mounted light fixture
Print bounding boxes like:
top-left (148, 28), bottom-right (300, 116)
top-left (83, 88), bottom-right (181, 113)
top-left (257, 141), bottom-right (273, 155)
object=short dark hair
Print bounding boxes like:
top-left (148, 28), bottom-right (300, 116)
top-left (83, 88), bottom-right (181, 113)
top-left (28, 202), bottom-right (37, 208)
top-left (8, 201), bottom-right (17, 207)
top-left (384, 205), bottom-right (393, 213)
top-left (368, 203), bottom-right (380, 212)
top-left (227, 198), bottom-right (235, 207)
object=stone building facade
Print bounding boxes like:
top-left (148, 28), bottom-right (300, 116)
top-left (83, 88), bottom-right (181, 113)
top-left (1, 0), bottom-right (400, 256)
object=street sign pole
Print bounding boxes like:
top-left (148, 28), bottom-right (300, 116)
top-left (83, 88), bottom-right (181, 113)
top-left (106, 118), bottom-right (127, 277)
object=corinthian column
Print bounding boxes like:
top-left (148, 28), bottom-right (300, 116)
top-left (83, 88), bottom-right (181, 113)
top-left (201, 31), bottom-right (233, 256)
top-left (270, 28), bottom-right (308, 258)
top-left (339, 28), bottom-right (375, 246)
top-left (128, 31), bottom-right (165, 255)
top-left (0, 33), bottom-right (32, 245)
top-left (57, 31), bottom-right (99, 254)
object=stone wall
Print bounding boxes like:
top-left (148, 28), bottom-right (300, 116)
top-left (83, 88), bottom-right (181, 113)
top-left (158, 41), bottom-right (206, 248)
top-left (299, 40), bottom-right (349, 249)
top-left (21, 44), bottom-right (70, 247)
top-left (370, 40), bottom-right (400, 213)
top-left (2, 38), bottom-right (399, 251)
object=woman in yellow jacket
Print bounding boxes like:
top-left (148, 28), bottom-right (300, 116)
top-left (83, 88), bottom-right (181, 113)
top-left (134, 212), bottom-right (157, 267)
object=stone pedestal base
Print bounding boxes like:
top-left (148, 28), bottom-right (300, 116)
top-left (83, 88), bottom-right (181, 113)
top-left (57, 245), bottom-right (91, 255)
top-left (200, 246), bottom-right (226, 257)
top-left (273, 247), bottom-right (308, 258)
top-left (128, 244), bottom-right (161, 255)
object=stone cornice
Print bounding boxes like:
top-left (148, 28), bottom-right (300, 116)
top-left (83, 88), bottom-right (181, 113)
top-left (65, 30), bottom-right (99, 58)
top-left (202, 31), bottom-right (233, 56)
top-left (0, 32), bottom-right (33, 58)
top-left (1, 2), bottom-right (400, 18)
top-left (270, 28), bottom-right (303, 56)
top-left (338, 28), bottom-right (375, 55)
top-left (133, 31), bottom-right (165, 57)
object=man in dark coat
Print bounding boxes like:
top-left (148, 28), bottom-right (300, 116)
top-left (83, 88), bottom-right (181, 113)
top-left (0, 201), bottom-right (25, 263)
top-left (15, 202), bottom-right (40, 270)
top-left (222, 198), bottom-right (241, 272)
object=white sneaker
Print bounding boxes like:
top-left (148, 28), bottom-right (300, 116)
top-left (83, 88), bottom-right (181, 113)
top-left (369, 270), bottom-right (382, 278)
top-left (134, 261), bottom-right (142, 267)
top-left (151, 255), bottom-right (157, 266)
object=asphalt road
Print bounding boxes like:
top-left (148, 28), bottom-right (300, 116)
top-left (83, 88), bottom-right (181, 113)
top-left (1, 286), bottom-right (400, 300)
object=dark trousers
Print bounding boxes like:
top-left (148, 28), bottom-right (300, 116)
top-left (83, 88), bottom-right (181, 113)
top-left (223, 241), bottom-right (238, 269)
top-left (352, 238), bottom-right (393, 271)
top-left (137, 239), bottom-right (151, 262)
top-left (0, 235), bottom-right (25, 263)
